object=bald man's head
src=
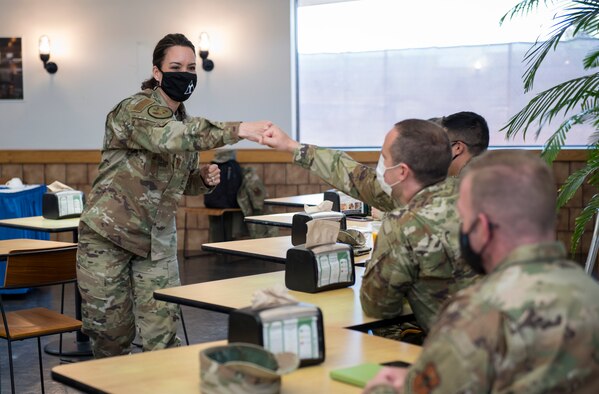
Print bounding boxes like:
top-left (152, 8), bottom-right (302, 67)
top-left (461, 150), bottom-right (557, 239)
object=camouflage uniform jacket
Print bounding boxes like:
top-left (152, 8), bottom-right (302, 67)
top-left (293, 144), bottom-right (479, 331)
top-left (237, 167), bottom-right (278, 238)
top-left (404, 242), bottom-right (599, 394)
top-left (81, 88), bottom-right (240, 260)
top-left (292, 144), bottom-right (398, 212)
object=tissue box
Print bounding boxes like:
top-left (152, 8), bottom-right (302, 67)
top-left (291, 211), bottom-right (347, 246)
top-left (286, 243), bottom-right (355, 293)
top-left (228, 303), bottom-right (325, 367)
top-left (324, 190), bottom-right (370, 217)
top-left (42, 190), bottom-right (85, 219)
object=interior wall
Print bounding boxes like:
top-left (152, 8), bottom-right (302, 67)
top-left (0, 0), bottom-right (293, 149)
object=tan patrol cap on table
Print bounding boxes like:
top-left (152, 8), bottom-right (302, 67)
top-left (200, 343), bottom-right (299, 393)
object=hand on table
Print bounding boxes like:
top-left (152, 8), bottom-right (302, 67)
top-left (362, 366), bottom-right (408, 394)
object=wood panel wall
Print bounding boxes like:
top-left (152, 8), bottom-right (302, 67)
top-left (0, 149), bottom-right (593, 263)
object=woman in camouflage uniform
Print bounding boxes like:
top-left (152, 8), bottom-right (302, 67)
top-left (77, 33), bottom-right (270, 358)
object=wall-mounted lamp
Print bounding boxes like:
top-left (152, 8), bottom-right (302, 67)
top-left (39, 35), bottom-right (58, 74)
top-left (198, 32), bottom-right (214, 72)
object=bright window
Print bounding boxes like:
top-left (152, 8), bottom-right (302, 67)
top-left (296, 0), bottom-right (594, 148)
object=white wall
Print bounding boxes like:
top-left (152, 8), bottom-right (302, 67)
top-left (0, 0), bottom-right (293, 149)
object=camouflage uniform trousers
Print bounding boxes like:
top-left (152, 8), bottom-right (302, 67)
top-left (76, 222), bottom-right (182, 358)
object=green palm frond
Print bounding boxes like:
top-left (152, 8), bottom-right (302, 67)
top-left (571, 192), bottom-right (599, 253)
top-left (540, 108), bottom-right (597, 163)
top-left (582, 47), bottom-right (599, 69)
top-left (499, 0), bottom-right (555, 23)
top-left (557, 147), bottom-right (599, 207)
top-left (501, 72), bottom-right (599, 139)
top-left (506, 0), bottom-right (599, 91)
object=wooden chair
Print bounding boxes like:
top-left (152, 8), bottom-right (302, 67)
top-left (0, 246), bottom-right (81, 394)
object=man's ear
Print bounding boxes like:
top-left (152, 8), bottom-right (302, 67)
top-left (477, 212), bottom-right (492, 242)
top-left (453, 141), bottom-right (466, 155)
top-left (397, 162), bottom-right (410, 182)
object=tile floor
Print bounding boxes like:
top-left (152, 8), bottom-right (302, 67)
top-left (0, 253), bottom-right (283, 394)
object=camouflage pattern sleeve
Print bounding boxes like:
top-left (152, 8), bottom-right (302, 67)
top-left (403, 287), bottom-right (496, 394)
top-left (292, 144), bottom-right (397, 211)
top-left (360, 215), bottom-right (415, 319)
top-left (183, 169), bottom-right (213, 196)
top-left (105, 96), bottom-right (241, 153)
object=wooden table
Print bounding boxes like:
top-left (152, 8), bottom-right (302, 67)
top-left (264, 193), bottom-right (324, 208)
top-left (154, 266), bottom-right (410, 330)
top-left (0, 239), bottom-right (75, 255)
top-left (0, 216), bottom-right (80, 242)
top-left (245, 212), bottom-right (374, 229)
top-left (52, 326), bottom-right (421, 394)
top-left (202, 236), bottom-right (371, 265)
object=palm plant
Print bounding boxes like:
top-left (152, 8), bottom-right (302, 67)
top-left (501, 0), bottom-right (599, 253)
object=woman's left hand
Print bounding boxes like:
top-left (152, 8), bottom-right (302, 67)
top-left (201, 164), bottom-right (221, 187)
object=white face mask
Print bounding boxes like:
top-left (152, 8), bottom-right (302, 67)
top-left (375, 155), bottom-right (401, 196)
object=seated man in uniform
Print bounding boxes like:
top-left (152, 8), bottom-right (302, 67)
top-left (440, 111), bottom-right (489, 177)
top-left (364, 150), bottom-right (599, 393)
top-left (260, 119), bottom-right (479, 335)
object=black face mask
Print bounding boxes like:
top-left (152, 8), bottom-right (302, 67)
top-left (459, 218), bottom-right (491, 275)
top-left (159, 71), bottom-right (197, 102)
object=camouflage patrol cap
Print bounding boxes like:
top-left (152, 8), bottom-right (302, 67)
top-left (200, 343), bottom-right (299, 394)
top-left (213, 149), bottom-right (237, 164)
top-left (337, 228), bottom-right (366, 247)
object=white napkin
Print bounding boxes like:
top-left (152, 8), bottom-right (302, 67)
top-left (305, 219), bottom-right (340, 249)
top-left (251, 284), bottom-right (297, 310)
top-left (5, 177), bottom-right (24, 189)
top-left (47, 181), bottom-right (74, 192)
top-left (304, 200), bottom-right (333, 214)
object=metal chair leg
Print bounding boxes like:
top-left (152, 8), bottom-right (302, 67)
top-left (7, 339), bottom-right (15, 393)
top-left (37, 337), bottom-right (45, 393)
top-left (180, 309), bottom-right (190, 345)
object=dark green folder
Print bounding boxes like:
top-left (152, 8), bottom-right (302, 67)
top-left (329, 363), bottom-right (383, 388)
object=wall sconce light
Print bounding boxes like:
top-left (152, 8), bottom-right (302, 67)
top-left (39, 35), bottom-right (58, 74)
top-left (199, 32), bottom-right (214, 72)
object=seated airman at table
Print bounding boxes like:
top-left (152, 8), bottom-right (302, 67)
top-left (364, 150), bottom-right (599, 393)
top-left (260, 119), bottom-right (480, 337)
top-left (431, 111), bottom-right (490, 177)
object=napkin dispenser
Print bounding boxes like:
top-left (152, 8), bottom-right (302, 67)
top-left (291, 211), bottom-right (347, 246)
top-left (324, 190), bottom-right (370, 217)
top-left (42, 190), bottom-right (85, 219)
top-left (286, 243), bottom-right (355, 293)
top-left (228, 302), bottom-right (325, 367)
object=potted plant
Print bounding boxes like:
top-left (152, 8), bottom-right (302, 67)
top-left (501, 0), bottom-right (599, 253)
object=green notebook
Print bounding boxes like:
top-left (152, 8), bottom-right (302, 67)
top-left (329, 363), bottom-right (383, 388)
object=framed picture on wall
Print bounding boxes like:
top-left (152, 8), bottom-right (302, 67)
top-left (0, 37), bottom-right (23, 100)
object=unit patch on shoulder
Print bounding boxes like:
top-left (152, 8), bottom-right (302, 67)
top-left (131, 98), bottom-right (154, 113)
top-left (148, 105), bottom-right (173, 119)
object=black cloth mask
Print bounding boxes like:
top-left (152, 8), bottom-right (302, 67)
top-left (159, 71), bottom-right (197, 102)
top-left (459, 218), bottom-right (492, 275)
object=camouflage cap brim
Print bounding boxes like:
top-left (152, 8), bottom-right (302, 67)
top-left (200, 343), bottom-right (300, 392)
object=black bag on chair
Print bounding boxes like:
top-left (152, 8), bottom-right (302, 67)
top-left (204, 159), bottom-right (243, 209)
